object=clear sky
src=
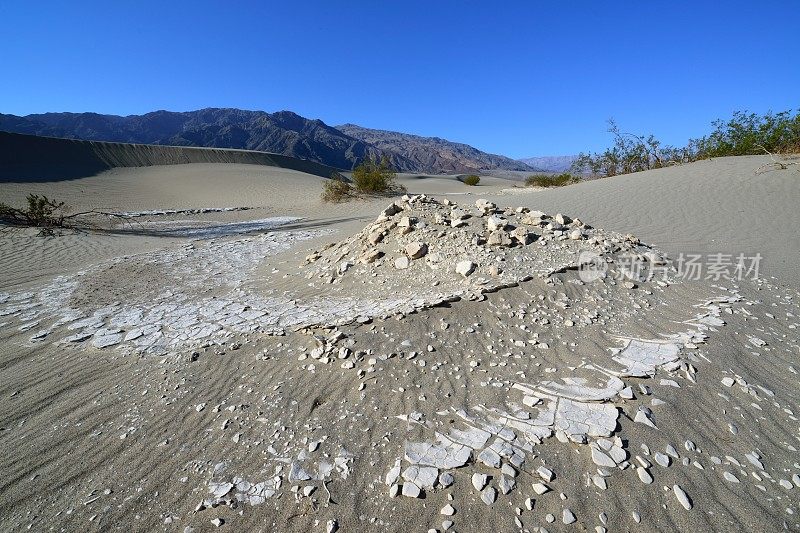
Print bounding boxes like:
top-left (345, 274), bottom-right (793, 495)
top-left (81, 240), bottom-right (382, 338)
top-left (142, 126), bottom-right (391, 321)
top-left (2, 0), bottom-right (798, 158)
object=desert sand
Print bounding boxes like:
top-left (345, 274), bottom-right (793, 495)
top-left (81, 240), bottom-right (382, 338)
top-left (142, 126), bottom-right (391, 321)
top-left (1, 148), bottom-right (799, 533)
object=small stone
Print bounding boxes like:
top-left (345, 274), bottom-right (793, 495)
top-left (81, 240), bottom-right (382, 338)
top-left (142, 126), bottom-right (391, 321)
top-left (537, 466), bottom-right (555, 482)
top-left (402, 482), bottom-right (421, 498)
top-left (405, 242), bottom-right (428, 259)
top-left (562, 508), bottom-right (576, 524)
top-left (211, 518), bottom-right (224, 527)
top-left (481, 486), bottom-right (497, 505)
top-left (654, 452), bottom-right (671, 468)
top-left (478, 448), bottom-right (502, 468)
top-left (472, 473), bottom-right (489, 491)
top-left (439, 472), bottom-right (454, 488)
top-left (673, 485), bottom-right (692, 510)
top-left (441, 504), bottom-right (456, 516)
top-left (723, 472), bottom-right (740, 483)
top-left (591, 447), bottom-right (617, 468)
top-left (498, 475), bottom-right (516, 495)
top-left (456, 260), bottom-right (476, 277)
top-left (637, 467), bottom-right (653, 484)
top-left (394, 256), bottom-right (410, 269)
top-left (532, 482), bottom-right (550, 495)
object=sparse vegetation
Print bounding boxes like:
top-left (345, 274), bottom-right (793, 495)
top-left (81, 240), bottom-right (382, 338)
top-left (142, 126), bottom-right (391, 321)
top-left (462, 174), bottom-right (480, 186)
top-left (572, 110), bottom-right (800, 178)
top-left (351, 154), bottom-right (403, 194)
top-left (321, 172), bottom-right (353, 203)
top-left (321, 156), bottom-right (406, 202)
top-left (0, 193), bottom-right (137, 234)
top-left (0, 194), bottom-right (67, 228)
top-left (525, 173), bottom-right (579, 188)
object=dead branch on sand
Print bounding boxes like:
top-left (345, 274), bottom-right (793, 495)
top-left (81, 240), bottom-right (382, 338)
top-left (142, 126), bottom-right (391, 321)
top-left (754, 145), bottom-right (800, 175)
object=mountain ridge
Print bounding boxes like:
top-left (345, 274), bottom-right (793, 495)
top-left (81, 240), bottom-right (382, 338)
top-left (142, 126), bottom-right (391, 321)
top-left (0, 108), bottom-right (537, 174)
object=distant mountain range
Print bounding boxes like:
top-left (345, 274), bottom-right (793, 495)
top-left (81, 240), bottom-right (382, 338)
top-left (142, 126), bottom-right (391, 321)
top-left (0, 108), bottom-right (543, 174)
top-left (516, 155), bottom-right (578, 173)
top-left (337, 124), bottom-right (532, 174)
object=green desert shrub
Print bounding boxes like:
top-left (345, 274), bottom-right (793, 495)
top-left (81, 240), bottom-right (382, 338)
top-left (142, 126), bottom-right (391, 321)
top-left (462, 174), bottom-right (480, 186)
top-left (0, 194), bottom-right (66, 227)
top-left (351, 155), bottom-right (403, 194)
top-left (572, 110), bottom-right (800, 178)
top-left (321, 172), bottom-right (353, 203)
top-left (525, 173), bottom-right (579, 188)
top-left (692, 110), bottom-right (800, 158)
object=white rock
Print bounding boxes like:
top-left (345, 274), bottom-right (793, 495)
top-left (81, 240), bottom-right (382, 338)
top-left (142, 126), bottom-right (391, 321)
top-left (637, 467), bottom-right (653, 484)
top-left (394, 256), bottom-right (410, 269)
top-left (537, 466), bottom-right (555, 482)
top-left (441, 504), bottom-right (456, 516)
top-left (472, 473), bottom-right (489, 491)
top-left (562, 508), bottom-right (577, 524)
top-left (455, 260), bottom-right (476, 277)
top-left (405, 242), bottom-right (428, 259)
top-left (723, 471), bottom-right (740, 483)
top-left (673, 485), bottom-right (692, 510)
top-left (654, 452), bottom-right (671, 467)
top-left (481, 486), bottom-right (497, 505)
top-left (402, 482), bottom-right (421, 497)
top-left (532, 482), bottom-right (550, 495)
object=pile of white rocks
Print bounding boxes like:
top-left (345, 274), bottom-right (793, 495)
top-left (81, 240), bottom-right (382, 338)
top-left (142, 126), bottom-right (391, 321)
top-left (303, 195), bottom-right (667, 314)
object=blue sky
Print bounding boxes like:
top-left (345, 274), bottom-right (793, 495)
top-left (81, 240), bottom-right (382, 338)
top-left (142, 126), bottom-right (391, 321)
top-left (2, 1), bottom-right (798, 158)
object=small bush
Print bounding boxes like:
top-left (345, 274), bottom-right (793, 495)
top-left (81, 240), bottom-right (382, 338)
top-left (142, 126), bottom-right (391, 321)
top-left (572, 110), bottom-right (800, 178)
top-left (351, 155), bottom-right (403, 194)
top-left (525, 173), bottom-right (579, 188)
top-left (0, 194), bottom-right (66, 227)
top-left (321, 172), bottom-right (353, 203)
top-left (463, 174), bottom-right (480, 186)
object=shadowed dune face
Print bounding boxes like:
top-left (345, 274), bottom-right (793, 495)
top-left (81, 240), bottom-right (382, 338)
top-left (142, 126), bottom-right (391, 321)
top-left (0, 131), bottom-right (338, 182)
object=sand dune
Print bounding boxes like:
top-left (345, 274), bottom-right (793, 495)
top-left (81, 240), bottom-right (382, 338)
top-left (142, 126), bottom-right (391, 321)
top-left (0, 153), bottom-right (798, 532)
top-left (0, 131), bottom-right (338, 182)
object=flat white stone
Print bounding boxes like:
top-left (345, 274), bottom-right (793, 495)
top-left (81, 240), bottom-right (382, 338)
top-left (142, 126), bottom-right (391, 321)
top-left (723, 471), bottom-right (740, 483)
top-left (591, 447), bottom-right (617, 468)
top-left (405, 441), bottom-right (471, 469)
top-left (481, 486), bottom-right (497, 505)
top-left (402, 482), bottom-right (421, 498)
top-left (654, 453), bottom-right (671, 467)
top-left (673, 485), bottom-right (692, 510)
top-left (472, 473), bottom-right (489, 491)
top-left (532, 482), bottom-right (550, 495)
top-left (402, 465), bottom-right (439, 490)
top-left (498, 475), bottom-right (515, 495)
top-left (537, 466), bottom-right (555, 482)
top-left (637, 468), bottom-right (653, 484)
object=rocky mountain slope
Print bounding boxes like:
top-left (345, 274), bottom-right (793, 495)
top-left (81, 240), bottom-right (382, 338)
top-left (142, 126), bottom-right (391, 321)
top-left (0, 109), bottom-right (536, 174)
top-left (517, 154), bottom-right (578, 173)
top-left (337, 124), bottom-right (536, 174)
top-left (0, 109), bottom-right (400, 172)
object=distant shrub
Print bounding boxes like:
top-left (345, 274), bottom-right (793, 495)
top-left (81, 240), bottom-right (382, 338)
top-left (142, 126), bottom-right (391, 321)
top-left (525, 173), bottom-right (579, 188)
top-left (463, 174), bottom-right (480, 186)
top-left (351, 155), bottom-right (404, 194)
top-left (321, 172), bottom-right (353, 203)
